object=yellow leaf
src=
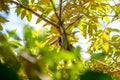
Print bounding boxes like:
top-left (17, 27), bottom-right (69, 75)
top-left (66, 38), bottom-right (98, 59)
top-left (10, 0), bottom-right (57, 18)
top-left (85, 0), bottom-right (94, 2)
top-left (79, 22), bottom-right (87, 38)
top-left (102, 43), bottom-right (109, 53)
top-left (104, 16), bottom-right (110, 23)
top-left (105, 28), bottom-right (111, 34)
top-left (103, 33), bottom-right (110, 40)
top-left (36, 28), bottom-right (42, 36)
top-left (38, 0), bottom-right (50, 4)
top-left (51, 26), bottom-right (60, 34)
top-left (94, 42), bottom-right (99, 50)
top-left (88, 26), bottom-right (92, 36)
top-left (51, 14), bottom-right (59, 22)
top-left (0, 16), bottom-right (9, 23)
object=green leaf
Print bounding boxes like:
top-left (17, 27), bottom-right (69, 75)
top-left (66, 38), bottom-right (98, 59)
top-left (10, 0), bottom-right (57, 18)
top-left (7, 29), bottom-right (17, 38)
top-left (23, 25), bottom-right (33, 40)
top-left (0, 62), bottom-right (20, 80)
top-left (15, 6), bottom-right (22, 16)
top-left (0, 16), bottom-right (9, 23)
top-left (0, 1), bottom-right (9, 12)
top-left (7, 29), bottom-right (21, 40)
top-left (26, 12), bottom-right (32, 22)
top-left (36, 18), bottom-right (41, 24)
top-left (111, 35), bottom-right (120, 41)
top-left (55, 50), bottom-right (76, 61)
top-left (73, 46), bottom-right (81, 57)
top-left (21, 0), bottom-right (29, 7)
top-left (13, 34), bottom-right (21, 41)
top-left (91, 52), bottom-right (106, 60)
top-left (0, 24), bottom-right (3, 30)
top-left (80, 71), bottom-right (112, 80)
top-left (21, 10), bottom-right (26, 19)
top-left (8, 41), bottom-right (22, 48)
top-left (0, 45), bottom-right (20, 70)
top-left (0, 34), bottom-right (7, 42)
top-left (111, 28), bottom-right (120, 32)
top-left (23, 25), bottom-right (36, 48)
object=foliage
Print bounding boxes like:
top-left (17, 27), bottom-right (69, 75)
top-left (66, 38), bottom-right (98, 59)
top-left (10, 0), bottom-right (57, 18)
top-left (80, 70), bottom-right (112, 80)
top-left (0, 0), bottom-right (120, 80)
top-left (0, 62), bottom-right (20, 80)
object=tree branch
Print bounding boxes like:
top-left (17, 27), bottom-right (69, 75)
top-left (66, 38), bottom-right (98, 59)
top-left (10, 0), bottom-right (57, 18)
top-left (50, 0), bottom-right (62, 24)
top-left (66, 15), bottom-right (83, 30)
top-left (58, 0), bottom-right (71, 50)
top-left (11, 0), bottom-right (59, 28)
top-left (59, 0), bottom-right (62, 23)
top-left (94, 60), bottom-right (120, 72)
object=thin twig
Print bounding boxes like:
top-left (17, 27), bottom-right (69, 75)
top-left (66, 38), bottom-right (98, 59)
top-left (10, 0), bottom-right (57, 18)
top-left (11, 0), bottom-right (59, 28)
top-left (50, 0), bottom-right (61, 23)
top-left (94, 60), bottom-right (120, 72)
top-left (105, 0), bottom-right (118, 17)
top-left (66, 15), bottom-right (83, 30)
top-left (59, 0), bottom-right (62, 24)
